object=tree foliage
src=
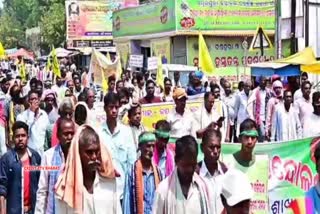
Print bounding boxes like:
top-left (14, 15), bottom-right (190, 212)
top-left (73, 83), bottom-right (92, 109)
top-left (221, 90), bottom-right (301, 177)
top-left (40, 3), bottom-right (66, 49)
top-left (0, 0), bottom-right (66, 50)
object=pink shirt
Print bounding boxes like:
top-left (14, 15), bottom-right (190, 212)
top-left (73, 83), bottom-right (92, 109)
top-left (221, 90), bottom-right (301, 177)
top-left (266, 97), bottom-right (282, 137)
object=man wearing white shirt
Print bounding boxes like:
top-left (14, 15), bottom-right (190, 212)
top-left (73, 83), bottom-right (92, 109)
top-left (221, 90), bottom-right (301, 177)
top-left (222, 81), bottom-right (237, 142)
top-left (294, 72), bottom-right (309, 102)
top-left (294, 81), bottom-right (314, 128)
top-left (167, 88), bottom-right (195, 138)
top-left (197, 129), bottom-right (228, 214)
top-left (303, 92), bottom-right (320, 138)
top-left (193, 92), bottom-right (222, 139)
top-left (272, 90), bottom-right (302, 141)
top-left (17, 91), bottom-right (49, 155)
top-left (51, 76), bottom-right (67, 103)
top-left (234, 80), bottom-right (252, 137)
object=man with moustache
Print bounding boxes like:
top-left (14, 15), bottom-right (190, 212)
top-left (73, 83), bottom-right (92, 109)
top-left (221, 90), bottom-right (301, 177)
top-left (35, 118), bottom-right (75, 214)
top-left (0, 121), bottom-right (41, 214)
top-left (197, 129), bottom-right (228, 214)
top-left (153, 135), bottom-right (213, 214)
top-left (123, 132), bottom-right (163, 214)
top-left (55, 125), bottom-right (121, 213)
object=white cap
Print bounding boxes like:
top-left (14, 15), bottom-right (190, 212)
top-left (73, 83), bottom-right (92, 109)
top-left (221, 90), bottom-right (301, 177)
top-left (221, 169), bottom-right (253, 206)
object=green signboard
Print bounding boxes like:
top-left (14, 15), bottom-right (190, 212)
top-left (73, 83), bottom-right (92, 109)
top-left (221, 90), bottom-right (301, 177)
top-left (186, 36), bottom-right (290, 77)
top-left (112, 0), bottom-right (175, 37)
top-left (176, 0), bottom-right (275, 31)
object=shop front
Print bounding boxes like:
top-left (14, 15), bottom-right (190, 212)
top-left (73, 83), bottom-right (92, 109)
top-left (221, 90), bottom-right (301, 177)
top-left (113, 0), bottom-right (290, 81)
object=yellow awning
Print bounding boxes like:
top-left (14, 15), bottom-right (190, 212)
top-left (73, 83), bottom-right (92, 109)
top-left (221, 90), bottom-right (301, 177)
top-left (276, 47), bottom-right (317, 65)
top-left (301, 63), bottom-right (320, 74)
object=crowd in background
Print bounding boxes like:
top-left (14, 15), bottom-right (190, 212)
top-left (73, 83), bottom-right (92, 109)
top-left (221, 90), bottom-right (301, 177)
top-left (0, 59), bottom-right (319, 214)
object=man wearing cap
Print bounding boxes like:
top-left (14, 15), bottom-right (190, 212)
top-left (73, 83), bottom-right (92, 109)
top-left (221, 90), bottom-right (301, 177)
top-left (186, 71), bottom-right (206, 96)
top-left (220, 169), bottom-right (253, 214)
top-left (167, 88), bottom-right (195, 139)
top-left (222, 119), bottom-right (268, 214)
top-left (123, 132), bottom-right (163, 214)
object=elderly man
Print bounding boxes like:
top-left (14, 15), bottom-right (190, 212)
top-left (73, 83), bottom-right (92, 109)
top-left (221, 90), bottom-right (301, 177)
top-left (35, 118), bottom-right (75, 214)
top-left (152, 135), bottom-right (213, 214)
top-left (17, 90), bottom-right (50, 155)
top-left (167, 88), bottom-right (195, 138)
top-left (123, 132), bottom-right (163, 214)
top-left (42, 90), bottom-right (59, 124)
top-left (55, 125), bottom-right (121, 213)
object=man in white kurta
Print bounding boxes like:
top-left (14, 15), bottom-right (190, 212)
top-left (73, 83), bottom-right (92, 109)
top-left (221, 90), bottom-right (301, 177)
top-left (271, 90), bottom-right (302, 142)
top-left (303, 92), bottom-right (320, 138)
top-left (234, 80), bottom-right (252, 136)
top-left (167, 88), bottom-right (195, 138)
top-left (193, 92), bottom-right (227, 142)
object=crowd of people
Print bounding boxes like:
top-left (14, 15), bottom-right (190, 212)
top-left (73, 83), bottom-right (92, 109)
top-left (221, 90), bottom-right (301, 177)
top-left (0, 60), bottom-right (319, 214)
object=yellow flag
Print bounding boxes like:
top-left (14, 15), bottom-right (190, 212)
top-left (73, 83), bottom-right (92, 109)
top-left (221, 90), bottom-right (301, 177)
top-left (117, 56), bottom-right (122, 79)
top-left (51, 46), bottom-right (61, 77)
top-left (19, 58), bottom-right (26, 81)
top-left (106, 52), bottom-right (111, 62)
top-left (156, 56), bottom-right (164, 89)
top-left (101, 71), bottom-right (108, 93)
top-left (199, 32), bottom-right (215, 75)
top-left (0, 42), bottom-right (5, 59)
top-left (46, 56), bottom-right (52, 72)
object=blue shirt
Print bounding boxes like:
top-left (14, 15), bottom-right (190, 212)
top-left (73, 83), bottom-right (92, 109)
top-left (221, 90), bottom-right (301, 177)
top-left (306, 184), bottom-right (320, 213)
top-left (0, 148), bottom-right (41, 214)
top-left (99, 122), bottom-right (137, 199)
top-left (122, 163), bottom-right (162, 214)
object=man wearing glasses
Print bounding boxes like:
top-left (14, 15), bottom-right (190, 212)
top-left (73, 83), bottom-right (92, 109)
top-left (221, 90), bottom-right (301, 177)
top-left (17, 90), bottom-right (49, 156)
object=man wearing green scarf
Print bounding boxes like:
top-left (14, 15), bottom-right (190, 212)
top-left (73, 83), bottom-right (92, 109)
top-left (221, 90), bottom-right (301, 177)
top-left (123, 132), bottom-right (163, 214)
top-left (222, 119), bottom-right (269, 214)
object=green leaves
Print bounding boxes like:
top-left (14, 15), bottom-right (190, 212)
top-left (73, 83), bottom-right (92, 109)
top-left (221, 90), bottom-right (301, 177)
top-left (40, 3), bottom-right (66, 48)
top-left (0, 0), bottom-right (66, 50)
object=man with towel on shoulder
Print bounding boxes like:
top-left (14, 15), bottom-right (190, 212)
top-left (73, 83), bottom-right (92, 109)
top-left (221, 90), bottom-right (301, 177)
top-left (55, 125), bottom-right (122, 214)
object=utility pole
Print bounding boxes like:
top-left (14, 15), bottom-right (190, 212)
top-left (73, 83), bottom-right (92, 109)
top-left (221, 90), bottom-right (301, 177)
top-left (290, 0), bottom-right (297, 54)
top-left (305, 0), bottom-right (309, 47)
top-left (275, 0), bottom-right (282, 59)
